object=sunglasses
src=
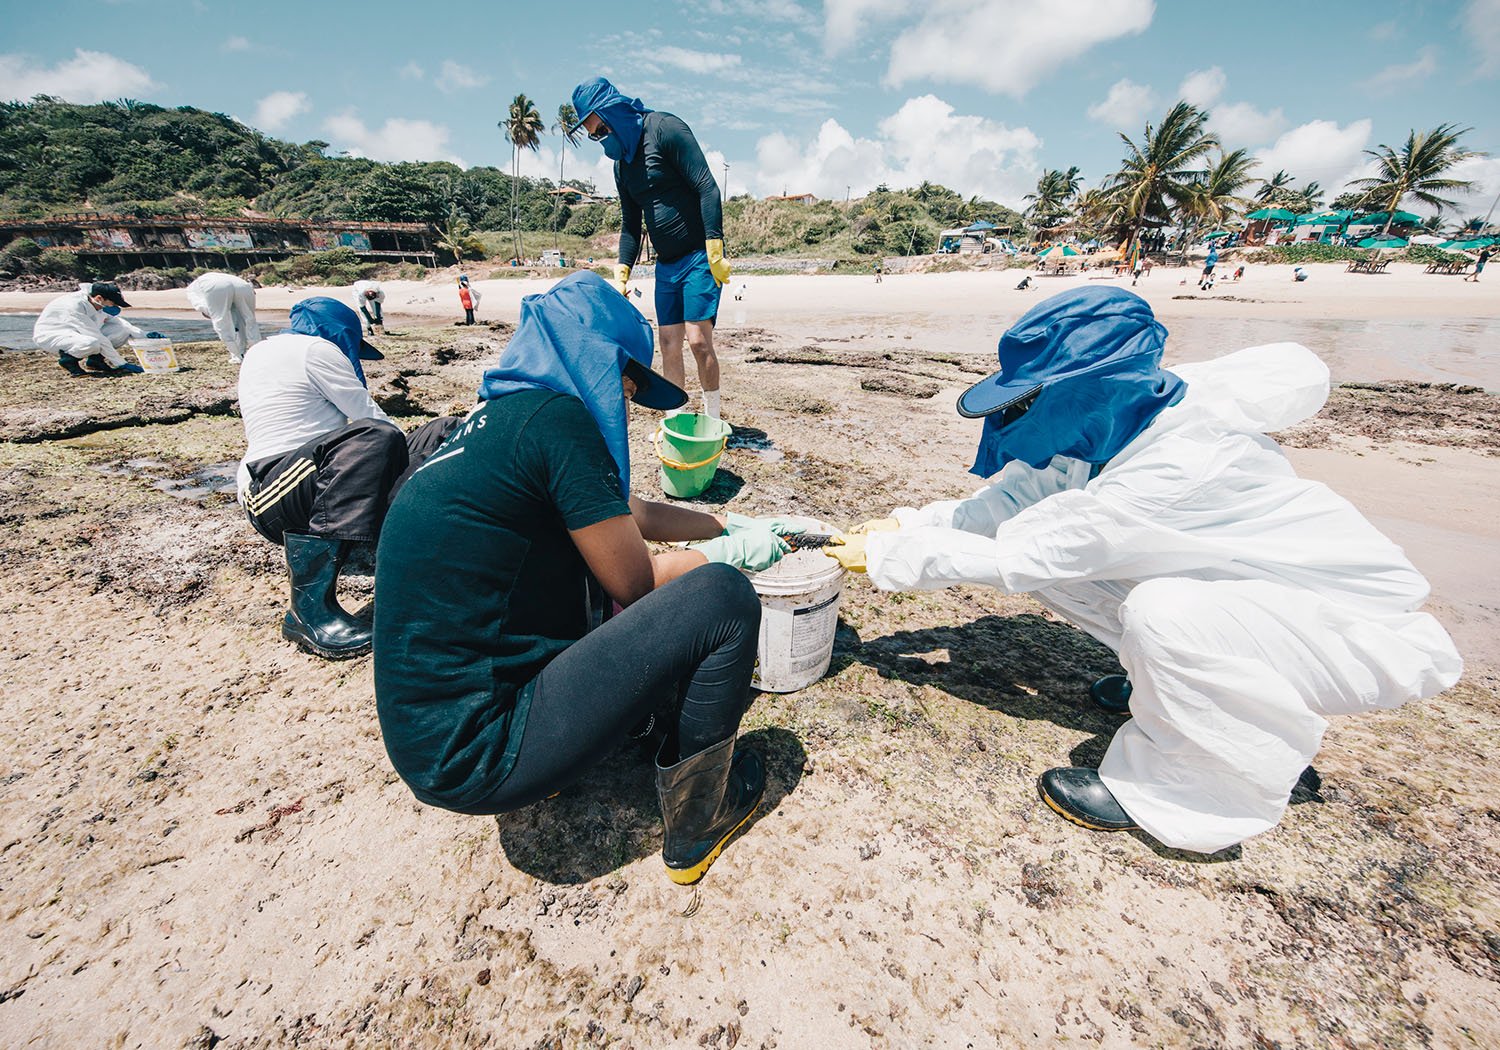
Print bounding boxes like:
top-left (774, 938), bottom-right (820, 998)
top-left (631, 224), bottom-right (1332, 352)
top-left (588, 122), bottom-right (612, 142)
top-left (998, 387), bottom-right (1041, 428)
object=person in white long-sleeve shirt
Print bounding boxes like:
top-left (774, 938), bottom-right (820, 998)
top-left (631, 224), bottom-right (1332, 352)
top-left (187, 271), bottom-right (262, 362)
top-left (237, 296), bottom-right (459, 660)
top-left (351, 279), bottom-right (385, 334)
top-left (827, 287), bottom-right (1462, 855)
top-left (33, 283), bottom-right (145, 376)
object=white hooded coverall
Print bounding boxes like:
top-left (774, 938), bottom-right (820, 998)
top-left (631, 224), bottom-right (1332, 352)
top-left (32, 290), bottom-right (128, 367)
top-left (866, 344), bottom-right (1463, 853)
top-left (186, 272), bottom-right (262, 362)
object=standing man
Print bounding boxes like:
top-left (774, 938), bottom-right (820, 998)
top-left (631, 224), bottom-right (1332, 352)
top-left (33, 282), bottom-right (145, 377)
top-left (457, 275), bottom-right (480, 325)
top-left (237, 296), bottom-right (459, 660)
top-left (1465, 245), bottom-right (1490, 282)
top-left (186, 271), bottom-right (262, 363)
top-left (352, 279), bottom-right (385, 333)
top-left (570, 76), bottom-right (729, 420)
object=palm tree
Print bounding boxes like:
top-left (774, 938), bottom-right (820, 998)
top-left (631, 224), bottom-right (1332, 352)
top-left (1101, 102), bottom-right (1219, 256)
top-left (1175, 148), bottom-right (1257, 259)
top-left (551, 103), bottom-right (582, 248)
top-left (1345, 123), bottom-right (1481, 235)
top-left (1023, 167), bottom-right (1081, 234)
top-left (499, 93), bottom-right (546, 260)
top-left (1255, 169), bottom-right (1295, 203)
top-left (1073, 187), bottom-right (1123, 243)
top-left (1292, 180), bottom-right (1324, 213)
top-left (436, 210), bottom-right (486, 263)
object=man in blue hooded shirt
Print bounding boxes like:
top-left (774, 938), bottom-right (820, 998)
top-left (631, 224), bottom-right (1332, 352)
top-left (236, 297), bottom-right (460, 660)
top-left (826, 287), bottom-right (1460, 855)
top-left (570, 76), bottom-right (730, 420)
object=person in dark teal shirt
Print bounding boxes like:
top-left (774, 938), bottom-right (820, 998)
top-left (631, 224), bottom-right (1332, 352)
top-left (374, 271), bottom-right (795, 884)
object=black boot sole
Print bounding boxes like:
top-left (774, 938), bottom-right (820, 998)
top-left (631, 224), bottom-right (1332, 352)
top-left (664, 796), bottom-right (761, 885)
top-left (281, 621), bottom-right (372, 661)
top-left (1038, 781), bottom-right (1139, 833)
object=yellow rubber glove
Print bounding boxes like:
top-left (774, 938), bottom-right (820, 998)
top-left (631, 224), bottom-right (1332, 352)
top-left (847, 517), bottom-right (900, 536)
top-left (705, 239), bottom-right (731, 286)
top-left (612, 263), bottom-right (631, 296)
top-left (824, 533), bottom-right (867, 574)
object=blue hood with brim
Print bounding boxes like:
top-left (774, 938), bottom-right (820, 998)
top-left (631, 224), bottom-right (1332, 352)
top-left (570, 76), bottom-right (650, 164)
top-left (962, 287), bottom-right (1186, 476)
top-left (477, 271), bottom-right (663, 497)
top-left (287, 297), bottom-right (383, 386)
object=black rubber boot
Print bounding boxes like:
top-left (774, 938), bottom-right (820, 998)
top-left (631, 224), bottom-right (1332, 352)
top-left (58, 354), bottom-right (89, 377)
top-left (280, 533), bottom-right (372, 660)
top-left (1089, 675), bottom-right (1132, 714)
top-left (656, 736), bottom-right (765, 885)
top-left (83, 353), bottom-right (116, 373)
top-left (1038, 767), bottom-right (1139, 832)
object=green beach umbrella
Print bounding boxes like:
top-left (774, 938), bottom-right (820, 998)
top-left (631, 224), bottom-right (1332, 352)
top-left (1295, 210), bottom-right (1353, 226)
top-left (1246, 207), bottom-right (1297, 221)
top-left (1353, 210), bottom-right (1421, 226)
top-left (1037, 244), bottom-right (1080, 258)
top-left (1439, 236), bottom-right (1496, 249)
top-left (1357, 235), bottom-right (1407, 249)
top-left (1203, 230), bottom-right (1232, 240)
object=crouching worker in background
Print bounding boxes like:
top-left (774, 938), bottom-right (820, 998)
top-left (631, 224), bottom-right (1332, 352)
top-left (828, 287), bottom-right (1462, 856)
top-left (236, 297), bottom-right (459, 660)
top-left (34, 282), bottom-right (145, 376)
top-left (374, 271), bottom-right (793, 884)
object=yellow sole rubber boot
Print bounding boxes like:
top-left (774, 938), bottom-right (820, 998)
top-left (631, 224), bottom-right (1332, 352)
top-left (1038, 767), bottom-right (1139, 832)
top-left (664, 800), bottom-right (760, 885)
top-left (1040, 788), bottom-right (1132, 832)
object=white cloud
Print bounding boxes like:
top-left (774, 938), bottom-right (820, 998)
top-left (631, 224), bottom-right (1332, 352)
top-left (749, 94), bottom-right (1041, 207)
top-left (0, 48), bottom-right (157, 103)
top-left (1464, 0), bottom-right (1500, 75)
top-left (399, 61), bottom-right (425, 81)
top-left (1086, 78), bottom-right (1157, 129)
top-left (885, 0), bottom-right (1154, 96)
top-left (1177, 66), bottom-right (1226, 107)
top-left (654, 46), bottom-right (742, 75)
top-left (1361, 46), bottom-right (1439, 93)
top-left (253, 90), bottom-right (310, 132)
top-left (435, 60), bottom-right (489, 94)
top-left (223, 36), bottom-right (251, 53)
top-left (323, 112), bottom-right (465, 166)
top-left (823, 0), bottom-right (908, 55)
top-left (1209, 101), bottom-right (1285, 146)
top-left (1253, 119), bottom-right (1374, 198)
top-left (1438, 154), bottom-right (1500, 218)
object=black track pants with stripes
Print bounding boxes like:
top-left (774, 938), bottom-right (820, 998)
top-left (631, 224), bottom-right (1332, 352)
top-left (243, 417), bottom-right (459, 545)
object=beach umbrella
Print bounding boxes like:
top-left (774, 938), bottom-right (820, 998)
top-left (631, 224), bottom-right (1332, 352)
top-left (1246, 207), bottom-right (1297, 221)
top-left (1202, 230), bottom-right (1232, 240)
top-left (965, 219), bottom-right (997, 231)
top-left (1439, 236), bottom-right (1496, 249)
top-left (1357, 235), bottom-right (1407, 249)
top-left (1409, 234), bottom-right (1446, 245)
top-left (1352, 210), bottom-right (1421, 227)
top-left (1037, 244), bottom-right (1080, 258)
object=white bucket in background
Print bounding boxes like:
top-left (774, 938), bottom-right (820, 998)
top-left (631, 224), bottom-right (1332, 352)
top-left (129, 336), bottom-right (180, 374)
top-left (749, 515), bottom-right (846, 693)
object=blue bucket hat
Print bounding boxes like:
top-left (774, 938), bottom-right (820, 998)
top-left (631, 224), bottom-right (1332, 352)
top-left (569, 76), bottom-right (650, 164)
top-left (960, 286), bottom-right (1186, 476)
top-left (287, 296), bottom-right (383, 386)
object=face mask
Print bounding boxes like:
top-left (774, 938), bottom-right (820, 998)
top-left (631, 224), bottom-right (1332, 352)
top-left (102, 305), bottom-right (122, 316)
top-left (600, 133), bottom-right (624, 161)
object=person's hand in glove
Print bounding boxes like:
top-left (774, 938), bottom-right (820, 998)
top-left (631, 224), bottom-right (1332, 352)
top-left (612, 263), bottom-right (631, 296)
top-left (112, 362), bottom-right (145, 375)
top-left (705, 239), bottom-right (731, 286)
top-left (847, 516), bottom-right (900, 536)
top-left (823, 533), bottom-right (867, 573)
top-left (693, 530), bottom-right (789, 573)
top-left (724, 512), bottom-right (804, 539)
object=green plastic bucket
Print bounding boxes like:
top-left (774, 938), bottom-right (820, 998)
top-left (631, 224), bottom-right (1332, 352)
top-left (655, 413), bottom-right (731, 498)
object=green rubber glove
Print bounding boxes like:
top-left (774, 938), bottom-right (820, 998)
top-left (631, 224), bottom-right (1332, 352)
top-left (693, 530), bottom-right (790, 573)
top-left (724, 512), bottom-right (805, 538)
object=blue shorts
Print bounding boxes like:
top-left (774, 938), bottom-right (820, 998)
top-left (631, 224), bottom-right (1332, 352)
top-left (654, 250), bottom-right (720, 326)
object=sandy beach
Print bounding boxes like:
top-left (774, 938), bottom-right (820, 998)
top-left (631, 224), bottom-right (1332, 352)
top-left (2, 265), bottom-right (1498, 1047)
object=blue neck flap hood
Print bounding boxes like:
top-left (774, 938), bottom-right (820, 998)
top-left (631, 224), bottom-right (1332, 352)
top-left (969, 287), bottom-right (1186, 477)
top-left (571, 76), bottom-right (650, 164)
top-left (289, 297), bottom-right (373, 386)
top-left (478, 271), bottom-right (655, 496)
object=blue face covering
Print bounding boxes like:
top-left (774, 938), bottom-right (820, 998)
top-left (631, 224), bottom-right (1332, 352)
top-left (968, 287), bottom-right (1187, 477)
top-left (570, 76), bottom-right (650, 165)
top-left (102, 305), bottom-right (122, 315)
top-left (288, 297), bottom-right (377, 387)
top-left (477, 271), bottom-right (656, 497)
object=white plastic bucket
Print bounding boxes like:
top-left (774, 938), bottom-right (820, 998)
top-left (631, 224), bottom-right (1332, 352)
top-left (749, 516), bottom-right (845, 693)
top-left (129, 336), bottom-right (180, 374)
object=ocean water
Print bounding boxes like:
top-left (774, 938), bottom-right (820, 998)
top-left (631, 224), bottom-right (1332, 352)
top-left (0, 313), bottom-right (292, 352)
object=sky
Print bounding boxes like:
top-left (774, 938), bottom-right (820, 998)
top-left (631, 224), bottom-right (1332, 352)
top-left (4, 0), bottom-right (1499, 219)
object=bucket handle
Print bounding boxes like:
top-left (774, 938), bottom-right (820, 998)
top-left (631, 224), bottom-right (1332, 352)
top-left (652, 426), bottom-right (728, 471)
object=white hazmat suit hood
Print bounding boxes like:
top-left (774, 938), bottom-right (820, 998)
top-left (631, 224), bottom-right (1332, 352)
top-left (867, 336), bottom-right (1462, 854)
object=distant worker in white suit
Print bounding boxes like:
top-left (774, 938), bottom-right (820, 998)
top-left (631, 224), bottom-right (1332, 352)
top-left (186, 271), bottom-right (262, 362)
top-left (352, 279), bottom-right (385, 334)
top-left (33, 282), bottom-right (144, 377)
top-left (827, 287), bottom-right (1462, 855)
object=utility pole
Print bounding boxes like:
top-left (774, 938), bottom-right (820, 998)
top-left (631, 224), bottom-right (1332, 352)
top-left (722, 161), bottom-right (729, 204)
top-left (846, 185), bottom-right (851, 202)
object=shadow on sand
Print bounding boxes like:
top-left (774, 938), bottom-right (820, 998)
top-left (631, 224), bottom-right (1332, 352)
top-left (496, 726), bottom-right (806, 885)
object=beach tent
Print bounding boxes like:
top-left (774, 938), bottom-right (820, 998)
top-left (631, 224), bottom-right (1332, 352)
top-left (1357, 235), bottom-right (1408, 249)
top-left (1295, 210), bottom-right (1354, 226)
top-left (964, 220), bottom-right (997, 232)
top-left (1246, 207), bottom-right (1297, 221)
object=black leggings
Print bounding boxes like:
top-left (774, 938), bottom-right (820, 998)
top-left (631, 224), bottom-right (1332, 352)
top-left (454, 563), bottom-right (761, 815)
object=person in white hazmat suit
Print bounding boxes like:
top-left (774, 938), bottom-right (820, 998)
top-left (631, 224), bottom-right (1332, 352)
top-left (186, 271), bottom-right (262, 362)
top-left (33, 282), bottom-right (145, 376)
top-left (826, 287), bottom-right (1462, 855)
top-left (351, 279), bottom-right (385, 334)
